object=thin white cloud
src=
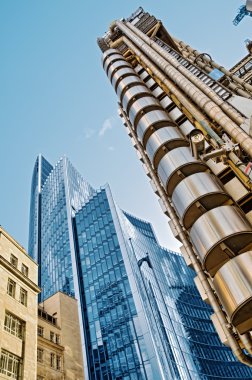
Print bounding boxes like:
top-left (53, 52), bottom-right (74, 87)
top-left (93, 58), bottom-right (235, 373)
top-left (83, 128), bottom-right (95, 139)
top-left (108, 146), bottom-right (115, 151)
top-left (99, 116), bottom-right (115, 137)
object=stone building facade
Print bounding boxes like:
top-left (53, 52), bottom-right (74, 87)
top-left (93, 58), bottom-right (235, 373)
top-left (0, 227), bottom-right (84, 380)
top-left (0, 226), bottom-right (40, 380)
top-left (37, 292), bottom-right (84, 380)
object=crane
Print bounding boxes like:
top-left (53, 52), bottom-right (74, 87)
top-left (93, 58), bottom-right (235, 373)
top-left (233, 0), bottom-right (252, 25)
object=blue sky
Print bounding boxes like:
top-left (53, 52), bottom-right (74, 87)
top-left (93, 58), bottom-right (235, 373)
top-left (0, 0), bottom-right (251, 251)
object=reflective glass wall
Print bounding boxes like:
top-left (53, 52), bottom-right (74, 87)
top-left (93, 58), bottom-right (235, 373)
top-left (119, 211), bottom-right (252, 380)
top-left (74, 188), bottom-right (154, 380)
top-left (29, 156), bottom-right (252, 380)
top-left (28, 155), bottom-right (53, 286)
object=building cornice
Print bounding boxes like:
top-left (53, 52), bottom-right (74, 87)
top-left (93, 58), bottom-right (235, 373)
top-left (0, 228), bottom-right (38, 266)
top-left (0, 255), bottom-right (40, 293)
top-left (38, 336), bottom-right (64, 351)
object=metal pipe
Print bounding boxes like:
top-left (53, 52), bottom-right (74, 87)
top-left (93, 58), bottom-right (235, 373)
top-left (174, 37), bottom-right (252, 94)
top-left (201, 147), bottom-right (226, 161)
top-left (190, 58), bottom-right (252, 98)
top-left (118, 37), bottom-right (219, 139)
top-left (125, 22), bottom-right (245, 127)
top-left (119, 105), bottom-right (252, 367)
top-left (101, 46), bottom-right (252, 357)
top-left (183, 49), bottom-right (252, 97)
top-left (114, 36), bottom-right (252, 188)
top-left (115, 21), bottom-right (252, 158)
top-left (101, 27), bottom-right (252, 365)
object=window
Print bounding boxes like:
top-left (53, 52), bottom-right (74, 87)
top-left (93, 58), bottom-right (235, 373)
top-left (0, 349), bottom-right (20, 379)
top-left (37, 326), bottom-right (44, 337)
top-left (7, 278), bottom-right (16, 298)
top-left (10, 254), bottom-right (18, 268)
top-left (21, 264), bottom-right (29, 277)
top-left (37, 348), bottom-right (43, 363)
top-left (55, 334), bottom-right (60, 344)
top-left (56, 355), bottom-right (61, 371)
top-left (4, 312), bottom-right (24, 339)
top-left (19, 288), bottom-right (27, 306)
top-left (50, 353), bottom-right (55, 368)
top-left (50, 331), bottom-right (55, 342)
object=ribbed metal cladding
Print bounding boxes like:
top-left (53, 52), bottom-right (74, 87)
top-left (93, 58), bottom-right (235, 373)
top-left (128, 97), bottom-right (162, 129)
top-left (100, 21), bottom-right (252, 366)
top-left (116, 75), bottom-right (141, 101)
top-left (104, 54), bottom-right (123, 73)
top-left (107, 60), bottom-right (132, 81)
top-left (157, 147), bottom-right (207, 196)
top-left (136, 110), bottom-right (176, 146)
top-left (102, 49), bottom-right (252, 253)
top-left (146, 127), bottom-right (188, 169)
top-left (112, 67), bottom-right (137, 90)
top-left (190, 205), bottom-right (252, 276)
top-left (102, 48), bottom-right (119, 63)
top-left (102, 49), bottom-right (252, 308)
top-left (121, 85), bottom-right (151, 112)
top-left (213, 251), bottom-right (252, 334)
top-left (171, 172), bottom-right (230, 229)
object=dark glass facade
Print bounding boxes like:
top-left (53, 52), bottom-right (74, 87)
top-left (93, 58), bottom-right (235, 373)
top-left (28, 155), bottom-right (252, 380)
top-left (28, 155), bottom-right (53, 287)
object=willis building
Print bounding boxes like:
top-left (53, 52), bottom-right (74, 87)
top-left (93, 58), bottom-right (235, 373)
top-left (28, 155), bottom-right (252, 379)
top-left (98, 5), bottom-right (252, 375)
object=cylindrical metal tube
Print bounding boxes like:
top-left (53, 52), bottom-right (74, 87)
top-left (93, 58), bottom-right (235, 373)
top-left (213, 251), bottom-right (252, 334)
top-left (101, 43), bottom-right (251, 365)
top-left (157, 147), bottom-right (207, 196)
top-left (190, 205), bottom-right (252, 276)
top-left (115, 21), bottom-right (252, 157)
top-left (172, 172), bottom-right (230, 229)
top-left (146, 127), bottom-right (187, 168)
top-left (126, 21), bottom-right (245, 126)
top-left (118, 105), bottom-right (252, 367)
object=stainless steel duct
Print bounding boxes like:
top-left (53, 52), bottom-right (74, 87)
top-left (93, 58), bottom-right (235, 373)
top-left (101, 45), bottom-right (252, 365)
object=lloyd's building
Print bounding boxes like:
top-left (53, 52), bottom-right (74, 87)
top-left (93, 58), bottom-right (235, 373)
top-left (97, 5), bottom-right (252, 376)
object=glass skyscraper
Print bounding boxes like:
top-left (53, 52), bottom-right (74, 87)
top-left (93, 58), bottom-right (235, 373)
top-left (28, 155), bottom-right (252, 380)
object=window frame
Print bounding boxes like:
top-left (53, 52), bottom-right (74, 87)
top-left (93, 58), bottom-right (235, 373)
top-left (37, 326), bottom-right (44, 337)
top-left (56, 355), bottom-right (61, 371)
top-left (37, 348), bottom-right (44, 363)
top-left (55, 334), bottom-right (60, 345)
top-left (50, 331), bottom-right (55, 342)
top-left (50, 353), bottom-right (55, 368)
top-left (21, 264), bottom-right (29, 277)
top-left (0, 349), bottom-right (21, 379)
top-left (19, 288), bottom-right (27, 306)
top-left (10, 254), bottom-right (18, 268)
top-left (4, 311), bottom-right (24, 339)
top-left (7, 278), bottom-right (16, 298)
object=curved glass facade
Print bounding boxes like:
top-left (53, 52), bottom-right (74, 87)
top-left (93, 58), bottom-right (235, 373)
top-left (28, 155), bottom-right (252, 380)
top-left (119, 211), bottom-right (252, 379)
